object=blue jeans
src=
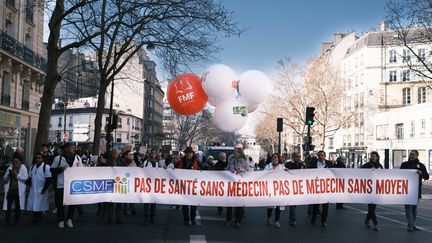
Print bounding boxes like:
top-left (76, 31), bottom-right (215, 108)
top-left (404, 204), bottom-right (417, 228)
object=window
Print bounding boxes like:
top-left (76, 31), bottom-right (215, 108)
top-left (402, 70), bottom-right (410, 81)
top-left (418, 48), bottom-right (426, 61)
top-left (360, 112), bottom-right (364, 126)
top-left (58, 117), bottom-right (62, 127)
top-left (410, 121), bottom-right (415, 138)
top-left (403, 49), bottom-right (411, 63)
top-left (6, 0), bottom-right (15, 8)
top-left (395, 123), bottom-right (404, 140)
top-left (25, 0), bottom-right (33, 23)
top-left (354, 94), bottom-right (359, 108)
top-left (69, 116), bottom-right (73, 127)
top-left (389, 70), bottom-right (397, 82)
top-left (389, 50), bottom-right (397, 63)
top-left (127, 118), bottom-right (130, 125)
top-left (403, 88), bottom-right (411, 105)
top-left (360, 54), bottom-right (364, 66)
top-left (328, 137), bottom-right (334, 149)
top-left (25, 33), bottom-right (32, 48)
top-left (418, 87), bottom-right (427, 103)
top-left (360, 93), bottom-right (364, 108)
top-left (21, 81), bottom-right (30, 111)
top-left (1, 72), bottom-right (11, 106)
top-left (354, 76), bottom-right (358, 87)
top-left (347, 135), bottom-right (352, 147)
top-left (420, 119), bottom-right (426, 137)
top-left (354, 134), bottom-right (359, 146)
top-left (343, 135), bottom-right (346, 147)
top-left (5, 19), bottom-right (13, 37)
top-left (117, 118), bottom-right (122, 128)
top-left (376, 125), bottom-right (389, 140)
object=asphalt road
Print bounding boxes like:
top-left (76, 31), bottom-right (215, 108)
top-left (0, 185), bottom-right (431, 243)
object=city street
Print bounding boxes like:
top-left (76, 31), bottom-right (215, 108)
top-left (0, 184), bottom-right (431, 243)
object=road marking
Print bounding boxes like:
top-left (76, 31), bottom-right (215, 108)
top-left (190, 235), bottom-right (206, 243)
top-left (346, 205), bottom-right (432, 234)
top-left (377, 205), bottom-right (432, 222)
top-left (195, 210), bottom-right (202, 225)
top-left (199, 215), bottom-right (225, 221)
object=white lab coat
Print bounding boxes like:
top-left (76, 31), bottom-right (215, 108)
top-left (51, 154), bottom-right (83, 189)
top-left (264, 163), bottom-right (285, 210)
top-left (27, 163), bottom-right (52, 212)
top-left (3, 164), bottom-right (28, 210)
top-left (143, 159), bottom-right (163, 168)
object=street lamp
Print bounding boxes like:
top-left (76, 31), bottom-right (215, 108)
top-left (106, 46), bottom-right (117, 153)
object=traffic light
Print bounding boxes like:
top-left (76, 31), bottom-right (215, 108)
top-left (111, 114), bottom-right (119, 130)
top-left (305, 107), bottom-right (315, 125)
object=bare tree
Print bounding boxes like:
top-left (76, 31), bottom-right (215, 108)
top-left (34, 0), bottom-right (101, 153)
top-left (254, 113), bottom-right (278, 154)
top-left (386, 0), bottom-right (432, 88)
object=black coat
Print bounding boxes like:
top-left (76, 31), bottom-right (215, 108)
top-left (308, 159), bottom-right (334, 169)
top-left (361, 162), bottom-right (383, 169)
top-left (401, 159), bottom-right (429, 199)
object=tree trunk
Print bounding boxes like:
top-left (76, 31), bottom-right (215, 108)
top-left (33, 65), bottom-right (59, 154)
top-left (91, 82), bottom-right (108, 155)
top-left (33, 0), bottom-right (63, 154)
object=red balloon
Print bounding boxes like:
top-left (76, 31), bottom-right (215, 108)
top-left (167, 73), bottom-right (208, 115)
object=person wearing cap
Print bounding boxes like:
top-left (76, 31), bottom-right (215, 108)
top-left (50, 142), bottom-right (83, 228)
top-left (3, 152), bottom-right (28, 226)
top-left (176, 147), bottom-right (200, 225)
top-left (225, 147), bottom-right (250, 228)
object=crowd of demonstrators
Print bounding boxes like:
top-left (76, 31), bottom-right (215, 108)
top-left (1, 144), bottom-right (430, 233)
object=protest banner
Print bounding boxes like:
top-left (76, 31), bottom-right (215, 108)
top-left (64, 167), bottom-right (419, 206)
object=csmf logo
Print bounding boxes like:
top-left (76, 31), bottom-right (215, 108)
top-left (70, 173), bottom-right (131, 195)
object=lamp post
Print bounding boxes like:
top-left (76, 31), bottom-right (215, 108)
top-left (106, 46), bottom-right (116, 153)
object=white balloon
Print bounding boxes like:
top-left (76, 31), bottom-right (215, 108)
top-left (202, 64), bottom-right (237, 100)
top-left (207, 97), bottom-right (220, 107)
top-left (248, 104), bottom-right (259, 113)
top-left (238, 70), bottom-right (272, 105)
top-left (214, 99), bottom-right (247, 132)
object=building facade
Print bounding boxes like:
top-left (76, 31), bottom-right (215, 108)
top-left (0, 0), bottom-right (45, 163)
top-left (54, 48), bottom-right (99, 100)
top-left (321, 20), bottom-right (432, 169)
top-left (49, 97), bottom-right (142, 154)
top-left (141, 56), bottom-right (164, 150)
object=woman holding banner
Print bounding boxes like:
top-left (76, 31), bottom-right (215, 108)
top-left (143, 149), bottom-right (162, 224)
top-left (361, 151), bottom-right (383, 231)
top-left (264, 153), bottom-right (286, 228)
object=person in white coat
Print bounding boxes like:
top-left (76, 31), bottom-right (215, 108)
top-left (26, 153), bottom-right (52, 224)
top-left (264, 153), bottom-right (286, 228)
top-left (50, 142), bottom-right (83, 228)
top-left (3, 152), bottom-right (28, 226)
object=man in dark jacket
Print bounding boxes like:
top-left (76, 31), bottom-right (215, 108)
top-left (285, 152), bottom-right (306, 226)
top-left (401, 150), bottom-right (429, 232)
top-left (309, 150), bottom-right (334, 228)
top-left (176, 147), bottom-right (200, 225)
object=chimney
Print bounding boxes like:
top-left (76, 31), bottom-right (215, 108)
top-left (380, 20), bottom-right (388, 31)
top-left (332, 33), bottom-right (345, 44)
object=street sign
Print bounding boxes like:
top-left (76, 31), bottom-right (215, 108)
top-left (73, 134), bottom-right (90, 142)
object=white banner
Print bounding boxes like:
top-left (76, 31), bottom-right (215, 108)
top-left (64, 167), bottom-right (419, 206)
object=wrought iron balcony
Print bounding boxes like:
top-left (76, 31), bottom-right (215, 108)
top-left (1, 94), bottom-right (11, 106)
top-left (0, 31), bottom-right (47, 71)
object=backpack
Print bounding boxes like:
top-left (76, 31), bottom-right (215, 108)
top-left (30, 163), bottom-right (47, 174)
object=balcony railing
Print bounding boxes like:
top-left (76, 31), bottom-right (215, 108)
top-left (1, 94), bottom-right (11, 106)
top-left (6, 0), bottom-right (15, 8)
top-left (22, 100), bottom-right (29, 111)
top-left (0, 31), bottom-right (47, 71)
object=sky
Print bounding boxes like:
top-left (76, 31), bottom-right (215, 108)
top-left (202, 0), bottom-right (390, 77)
